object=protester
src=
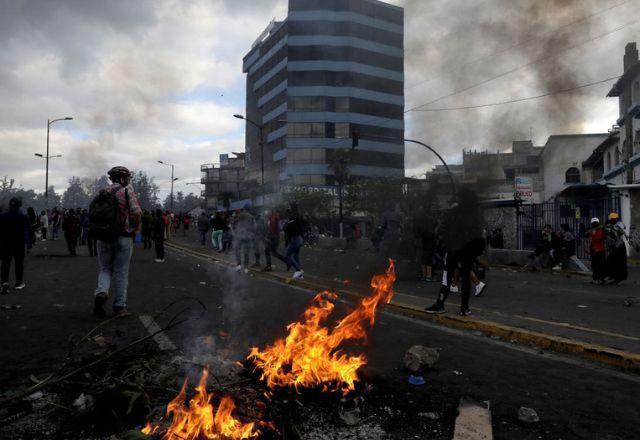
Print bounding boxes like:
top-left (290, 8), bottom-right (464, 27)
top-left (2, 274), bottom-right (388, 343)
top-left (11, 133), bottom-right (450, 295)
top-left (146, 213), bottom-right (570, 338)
top-left (153, 209), bottom-right (166, 263)
top-left (587, 217), bottom-right (606, 284)
top-left (50, 208), bottom-right (61, 240)
top-left (552, 224), bottom-right (576, 271)
top-left (262, 209), bottom-right (281, 272)
top-left (197, 211), bottom-right (209, 246)
top-left (26, 207), bottom-right (39, 249)
top-left (221, 213), bottom-right (233, 252)
top-left (0, 198), bottom-right (30, 293)
top-left (234, 205), bottom-right (255, 273)
top-left (604, 212), bottom-right (628, 285)
top-left (283, 203), bottom-right (305, 280)
top-left (425, 189), bottom-right (485, 316)
top-left (62, 208), bottom-right (81, 256)
top-left (211, 212), bottom-right (226, 251)
top-left (141, 209), bottom-right (153, 250)
top-left (90, 166), bottom-right (142, 318)
top-left (182, 214), bottom-right (190, 237)
top-left (39, 210), bottom-right (49, 241)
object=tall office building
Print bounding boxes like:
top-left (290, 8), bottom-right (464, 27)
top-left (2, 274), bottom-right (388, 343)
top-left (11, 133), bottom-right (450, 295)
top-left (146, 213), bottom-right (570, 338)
top-left (242, 0), bottom-right (404, 203)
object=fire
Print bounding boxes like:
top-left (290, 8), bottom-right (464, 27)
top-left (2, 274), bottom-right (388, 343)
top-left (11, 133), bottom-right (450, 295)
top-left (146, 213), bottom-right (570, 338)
top-left (142, 369), bottom-right (257, 439)
top-left (248, 260), bottom-right (396, 395)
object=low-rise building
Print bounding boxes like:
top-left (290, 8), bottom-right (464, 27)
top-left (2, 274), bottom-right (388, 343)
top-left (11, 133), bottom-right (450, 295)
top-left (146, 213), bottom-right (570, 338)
top-left (201, 153), bottom-right (246, 211)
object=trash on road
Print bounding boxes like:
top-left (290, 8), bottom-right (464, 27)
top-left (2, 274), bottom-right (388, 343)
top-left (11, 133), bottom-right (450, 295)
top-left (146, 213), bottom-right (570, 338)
top-left (418, 412), bottom-right (439, 420)
top-left (518, 406), bottom-right (540, 423)
top-left (404, 345), bottom-right (440, 372)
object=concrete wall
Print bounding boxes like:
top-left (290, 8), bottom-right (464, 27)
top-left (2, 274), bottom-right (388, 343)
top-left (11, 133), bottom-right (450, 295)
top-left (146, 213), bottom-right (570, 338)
top-left (541, 134), bottom-right (608, 200)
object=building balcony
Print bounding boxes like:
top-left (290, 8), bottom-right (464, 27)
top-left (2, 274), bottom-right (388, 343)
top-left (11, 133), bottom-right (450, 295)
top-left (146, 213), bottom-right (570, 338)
top-left (201, 163), bottom-right (217, 171)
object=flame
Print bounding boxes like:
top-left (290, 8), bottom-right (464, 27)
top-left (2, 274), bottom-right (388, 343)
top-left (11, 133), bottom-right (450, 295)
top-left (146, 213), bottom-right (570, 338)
top-left (248, 260), bottom-right (395, 395)
top-left (143, 369), bottom-right (257, 439)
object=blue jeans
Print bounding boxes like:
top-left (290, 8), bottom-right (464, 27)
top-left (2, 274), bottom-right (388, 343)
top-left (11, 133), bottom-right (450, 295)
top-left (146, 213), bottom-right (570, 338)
top-left (95, 237), bottom-right (133, 309)
top-left (284, 235), bottom-right (303, 271)
top-left (212, 230), bottom-right (223, 250)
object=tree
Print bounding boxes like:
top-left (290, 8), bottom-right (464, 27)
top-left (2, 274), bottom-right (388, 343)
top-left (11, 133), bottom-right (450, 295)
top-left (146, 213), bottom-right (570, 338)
top-left (62, 176), bottom-right (91, 208)
top-left (131, 170), bottom-right (160, 210)
top-left (86, 175), bottom-right (110, 200)
top-left (344, 177), bottom-right (404, 219)
top-left (285, 187), bottom-right (335, 221)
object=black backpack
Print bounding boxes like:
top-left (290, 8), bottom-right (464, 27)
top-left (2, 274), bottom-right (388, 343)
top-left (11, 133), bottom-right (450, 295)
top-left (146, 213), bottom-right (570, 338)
top-left (89, 189), bottom-right (120, 242)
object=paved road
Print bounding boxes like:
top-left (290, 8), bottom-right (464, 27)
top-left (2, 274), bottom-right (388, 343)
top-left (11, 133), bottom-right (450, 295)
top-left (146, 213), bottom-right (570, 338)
top-left (1, 238), bottom-right (639, 439)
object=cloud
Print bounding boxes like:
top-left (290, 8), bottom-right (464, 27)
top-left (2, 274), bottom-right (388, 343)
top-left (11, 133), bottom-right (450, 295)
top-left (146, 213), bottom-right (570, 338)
top-left (0, 0), bottom-right (635, 195)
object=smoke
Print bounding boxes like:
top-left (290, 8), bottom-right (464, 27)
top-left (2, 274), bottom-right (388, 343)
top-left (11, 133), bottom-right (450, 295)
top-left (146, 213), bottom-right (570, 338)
top-left (402, 0), bottom-right (629, 168)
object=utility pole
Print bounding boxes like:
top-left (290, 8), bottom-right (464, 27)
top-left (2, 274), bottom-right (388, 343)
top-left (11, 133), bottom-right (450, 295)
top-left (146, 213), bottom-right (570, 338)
top-left (40, 117), bottom-right (73, 206)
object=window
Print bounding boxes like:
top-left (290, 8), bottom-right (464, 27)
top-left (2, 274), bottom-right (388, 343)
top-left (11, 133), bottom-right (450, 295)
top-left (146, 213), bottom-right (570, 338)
top-left (292, 175), bottom-right (325, 186)
top-left (565, 167), bottom-right (581, 184)
top-left (287, 148), bottom-right (325, 164)
top-left (287, 122), bottom-right (325, 138)
top-left (289, 97), bottom-right (325, 112)
top-left (334, 123), bottom-right (350, 138)
top-left (335, 97), bottom-right (350, 113)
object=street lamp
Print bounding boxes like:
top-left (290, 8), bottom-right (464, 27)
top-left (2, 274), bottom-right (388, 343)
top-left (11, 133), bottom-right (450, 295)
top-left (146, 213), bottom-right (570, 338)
top-left (234, 114), bottom-right (264, 202)
top-left (158, 160), bottom-right (177, 212)
top-left (39, 117), bottom-right (73, 205)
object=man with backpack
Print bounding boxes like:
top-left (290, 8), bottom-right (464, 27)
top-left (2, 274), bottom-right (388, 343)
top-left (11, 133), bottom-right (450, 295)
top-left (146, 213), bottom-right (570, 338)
top-left (89, 166), bottom-right (142, 318)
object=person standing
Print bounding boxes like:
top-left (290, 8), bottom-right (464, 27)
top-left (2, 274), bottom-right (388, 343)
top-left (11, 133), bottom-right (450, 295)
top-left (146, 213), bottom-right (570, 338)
top-left (153, 209), bottom-right (166, 263)
top-left (39, 210), bottom-right (49, 241)
top-left (262, 209), bottom-right (281, 272)
top-left (26, 207), bottom-right (39, 249)
top-left (605, 212), bottom-right (628, 285)
top-left (79, 209), bottom-right (89, 246)
top-left (50, 208), bottom-right (61, 240)
top-left (141, 209), bottom-right (153, 250)
top-left (0, 198), bottom-right (30, 293)
top-left (62, 209), bottom-right (81, 256)
top-left (182, 214), bottom-right (190, 237)
top-left (211, 212), bottom-right (225, 251)
top-left (283, 203), bottom-right (305, 280)
top-left (552, 224), bottom-right (576, 271)
top-left (234, 205), bottom-right (255, 273)
top-left (587, 217), bottom-right (606, 285)
top-left (197, 212), bottom-right (209, 246)
top-left (90, 166), bottom-right (142, 318)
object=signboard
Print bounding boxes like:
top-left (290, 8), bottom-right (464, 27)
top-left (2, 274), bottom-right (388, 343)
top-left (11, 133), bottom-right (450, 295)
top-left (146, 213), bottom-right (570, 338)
top-left (515, 176), bottom-right (534, 203)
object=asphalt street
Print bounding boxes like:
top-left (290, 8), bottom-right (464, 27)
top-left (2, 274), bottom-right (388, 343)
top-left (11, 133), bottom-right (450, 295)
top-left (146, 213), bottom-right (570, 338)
top-left (1, 238), bottom-right (639, 439)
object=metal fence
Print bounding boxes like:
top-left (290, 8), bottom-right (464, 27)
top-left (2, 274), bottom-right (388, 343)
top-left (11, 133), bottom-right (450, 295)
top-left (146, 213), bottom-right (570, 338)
top-left (518, 196), bottom-right (620, 259)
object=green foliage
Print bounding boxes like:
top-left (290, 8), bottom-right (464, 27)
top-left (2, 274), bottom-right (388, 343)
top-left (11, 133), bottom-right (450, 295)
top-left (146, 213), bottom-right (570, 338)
top-left (285, 187), bottom-right (335, 221)
top-left (344, 177), bottom-right (404, 218)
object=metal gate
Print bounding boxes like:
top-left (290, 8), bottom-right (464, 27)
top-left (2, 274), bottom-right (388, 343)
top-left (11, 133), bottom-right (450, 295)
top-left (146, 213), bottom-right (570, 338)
top-left (518, 196), bottom-right (620, 259)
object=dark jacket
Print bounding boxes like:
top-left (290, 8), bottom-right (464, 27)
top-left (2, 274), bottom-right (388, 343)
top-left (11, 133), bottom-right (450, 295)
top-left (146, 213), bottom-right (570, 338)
top-left (0, 209), bottom-right (30, 249)
top-left (152, 216), bottom-right (165, 240)
top-left (62, 214), bottom-right (81, 237)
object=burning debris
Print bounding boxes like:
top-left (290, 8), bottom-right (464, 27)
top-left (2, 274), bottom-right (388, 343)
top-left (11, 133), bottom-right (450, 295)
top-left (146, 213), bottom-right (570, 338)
top-left (142, 369), bottom-right (257, 440)
top-left (248, 260), bottom-right (396, 395)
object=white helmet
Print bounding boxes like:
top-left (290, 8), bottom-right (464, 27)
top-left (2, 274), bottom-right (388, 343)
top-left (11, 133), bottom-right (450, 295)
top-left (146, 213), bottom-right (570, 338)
top-left (590, 217), bottom-right (600, 224)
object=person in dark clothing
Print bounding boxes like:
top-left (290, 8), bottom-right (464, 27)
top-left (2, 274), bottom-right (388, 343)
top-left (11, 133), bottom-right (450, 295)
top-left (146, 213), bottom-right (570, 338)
top-left (141, 209), bottom-right (154, 250)
top-left (26, 207), bottom-right (39, 250)
top-left (552, 224), bottom-right (576, 271)
top-left (262, 210), bottom-right (281, 272)
top-left (62, 209), bottom-right (81, 256)
top-left (283, 203), bottom-right (305, 280)
top-left (587, 217), bottom-right (606, 284)
top-left (152, 209), bottom-right (166, 262)
top-left (197, 212), bottom-right (209, 246)
top-left (87, 227), bottom-right (98, 257)
top-left (0, 198), bottom-right (30, 293)
top-left (425, 189), bottom-right (485, 316)
top-left (604, 212), bottom-right (628, 284)
top-left (80, 209), bottom-right (89, 246)
top-left (211, 212), bottom-right (226, 251)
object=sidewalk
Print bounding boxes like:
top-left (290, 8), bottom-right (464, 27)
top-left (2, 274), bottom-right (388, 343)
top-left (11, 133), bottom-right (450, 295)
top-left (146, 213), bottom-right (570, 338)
top-left (170, 232), bottom-right (640, 366)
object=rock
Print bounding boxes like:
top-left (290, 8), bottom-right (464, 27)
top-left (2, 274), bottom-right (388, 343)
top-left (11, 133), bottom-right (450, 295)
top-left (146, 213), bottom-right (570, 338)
top-left (518, 406), bottom-right (540, 423)
top-left (403, 345), bottom-right (440, 373)
top-left (73, 393), bottom-right (94, 412)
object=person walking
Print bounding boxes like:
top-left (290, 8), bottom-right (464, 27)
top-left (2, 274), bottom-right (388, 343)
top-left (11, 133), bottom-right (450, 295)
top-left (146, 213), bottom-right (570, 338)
top-left (283, 203), bottom-right (305, 280)
top-left (153, 209), bottom-right (166, 263)
top-left (0, 198), bottom-right (30, 293)
top-left (39, 210), bottom-right (49, 241)
top-left (62, 209), bottom-right (81, 256)
top-left (50, 208), bottom-right (61, 240)
top-left (197, 212), bottom-right (209, 246)
top-left (79, 209), bottom-right (89, 246)
top-left (26, 207), bottom-right (39, 249)
top-left (141, 209), bottom-right (153, 250)
top-left (90, 166), bottom-right (142, 318)
top-left (234, 205), bottom-right (255, 273)
top-left (211, 212), bottom-right (225, 251)
top-left (587, 217), bottom-right (606, 285)
top-left (425, 189), bottom-right (485, 316)
top-left (182, 214), bottom-right (190, 237)
top-left (262, 209), bottom-right (281, 272)
top-left (605, 212), bottom-right (628, 285)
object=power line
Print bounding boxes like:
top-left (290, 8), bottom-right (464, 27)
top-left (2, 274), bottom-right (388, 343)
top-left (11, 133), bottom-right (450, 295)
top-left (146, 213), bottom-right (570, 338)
top-left (411, 75), bottom-right (620, 112)
top-left (404, 0), bottom-right (634, 92)
top-left (406, 16), bottom-right (640, 112)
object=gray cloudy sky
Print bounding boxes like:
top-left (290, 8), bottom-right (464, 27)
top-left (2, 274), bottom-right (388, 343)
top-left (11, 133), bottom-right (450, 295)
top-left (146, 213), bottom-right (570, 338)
top-left (0, 0), bottom-right (638, 196)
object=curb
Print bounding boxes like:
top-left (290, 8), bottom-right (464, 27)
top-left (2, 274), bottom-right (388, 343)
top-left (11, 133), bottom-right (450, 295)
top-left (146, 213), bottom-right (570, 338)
top-left (166, 242), bottom-right (640, 374)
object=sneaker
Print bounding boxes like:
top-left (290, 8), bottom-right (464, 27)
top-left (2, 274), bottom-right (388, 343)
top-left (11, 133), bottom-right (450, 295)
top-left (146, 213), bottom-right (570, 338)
top-left (474, 281), bottom-right (486, 297)
top-left (425, 304), bottom-right (445, 314)
top-left (292, 270), bottom-right (304, 280)
top-left (113, 307), bottom-right (131, 318)
top-left (235, 265), bottom-right (242, 272)
top-left (1, 283), bottom-right (9, 295)
top-left (155, 259), bottom-right (165, 263)
top-left (449, 285), bottom-right (459, 293)
top-left (459, 309), bottom-right (472, 316)
top-left (14, 283), bottom-right (26, 290)
top-left (93, 293), bottom-right (108, 318)
top-left (552, 265), bottom-right (562, 271)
